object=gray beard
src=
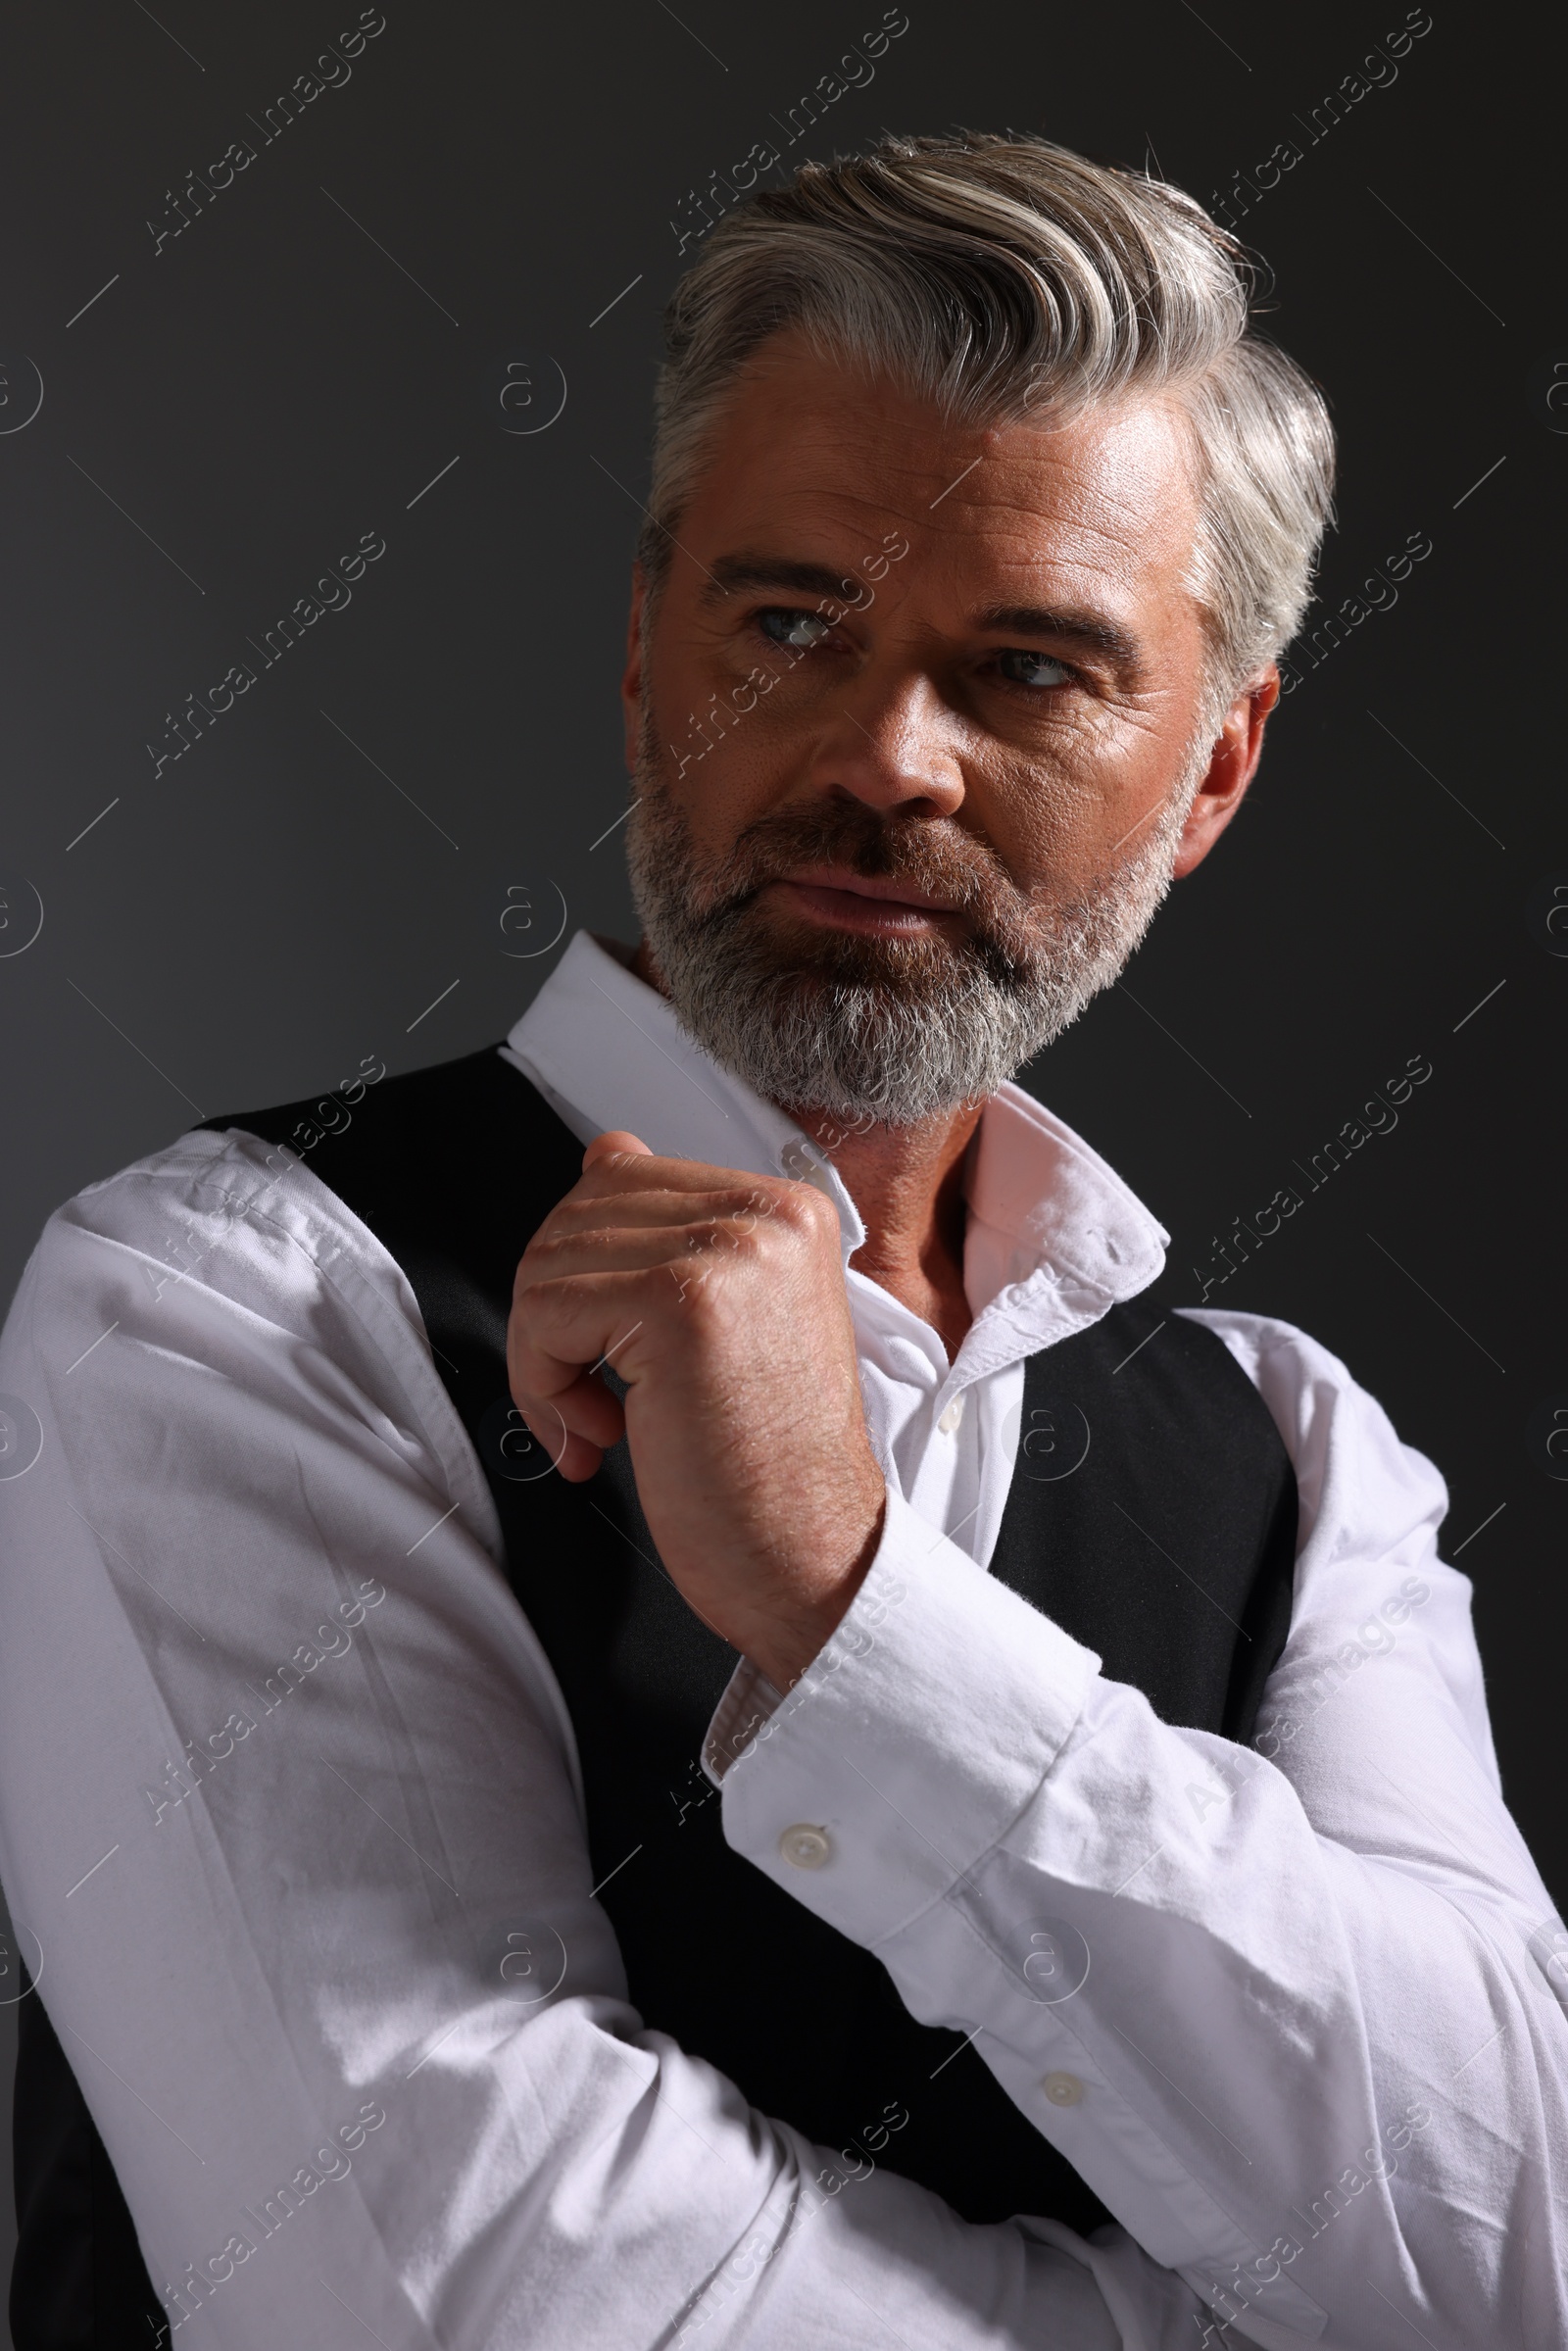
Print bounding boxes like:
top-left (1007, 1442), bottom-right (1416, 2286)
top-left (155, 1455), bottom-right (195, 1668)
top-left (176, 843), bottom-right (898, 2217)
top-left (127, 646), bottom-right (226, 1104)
top-left (625, 710), bottom-right (1207, 1129)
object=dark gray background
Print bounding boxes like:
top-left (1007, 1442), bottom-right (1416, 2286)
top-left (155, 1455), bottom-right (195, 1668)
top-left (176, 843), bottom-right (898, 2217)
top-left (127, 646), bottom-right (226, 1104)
top-left (1, 0), bottom-right (1561, 2325)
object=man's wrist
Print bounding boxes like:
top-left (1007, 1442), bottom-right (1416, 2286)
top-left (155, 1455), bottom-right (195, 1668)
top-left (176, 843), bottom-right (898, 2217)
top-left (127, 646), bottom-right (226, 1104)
top-left (741, 1492), bottom-right (887, 1690)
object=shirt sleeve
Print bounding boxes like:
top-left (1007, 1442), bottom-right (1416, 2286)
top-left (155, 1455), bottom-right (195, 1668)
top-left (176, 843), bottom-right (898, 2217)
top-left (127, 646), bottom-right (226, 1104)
top-left (713, 1305), bottom-right (1568, 2351)
top-left (0, 1130), bottom-right (1214, 2351)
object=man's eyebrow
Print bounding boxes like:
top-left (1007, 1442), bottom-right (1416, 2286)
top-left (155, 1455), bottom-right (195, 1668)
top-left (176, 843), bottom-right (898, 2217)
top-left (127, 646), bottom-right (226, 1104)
top-left (699, 559), bottom-right (1141, 667)
top-left (699, 555), bottom-right (868, 607)
top-left (969, 604), bottom-right (1141, 665)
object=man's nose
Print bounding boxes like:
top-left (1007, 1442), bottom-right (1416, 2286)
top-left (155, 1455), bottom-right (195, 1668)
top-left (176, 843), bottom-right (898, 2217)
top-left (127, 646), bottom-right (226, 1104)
top-left (808, 670), bottom-right (966, 817)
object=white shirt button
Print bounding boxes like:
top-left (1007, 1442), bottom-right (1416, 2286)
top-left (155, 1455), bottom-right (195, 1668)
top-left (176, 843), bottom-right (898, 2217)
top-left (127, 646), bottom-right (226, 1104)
top-left (1042, 2071), bottom-right (1084, 2107)
top-left (937, 1395), bottom-right (965, 1435)
top-left (779, 1823), bottom-right (832, 1870)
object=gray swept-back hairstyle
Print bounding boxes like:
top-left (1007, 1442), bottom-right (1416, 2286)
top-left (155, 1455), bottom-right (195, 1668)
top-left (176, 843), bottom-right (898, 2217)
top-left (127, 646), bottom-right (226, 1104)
top-left (635, 131), bottom-right (1335, 708)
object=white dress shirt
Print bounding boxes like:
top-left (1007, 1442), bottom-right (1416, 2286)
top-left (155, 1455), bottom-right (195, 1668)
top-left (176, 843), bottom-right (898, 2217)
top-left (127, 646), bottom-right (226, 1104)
top-left (0, 928), bottom-right (1561, 2351)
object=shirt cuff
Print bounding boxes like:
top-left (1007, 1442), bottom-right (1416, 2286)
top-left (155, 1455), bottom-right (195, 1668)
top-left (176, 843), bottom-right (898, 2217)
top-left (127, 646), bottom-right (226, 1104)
top-left (703, 1656), bottom-right (787, 1784)
top-left (714, 1488), bottom-right (1103, 1948)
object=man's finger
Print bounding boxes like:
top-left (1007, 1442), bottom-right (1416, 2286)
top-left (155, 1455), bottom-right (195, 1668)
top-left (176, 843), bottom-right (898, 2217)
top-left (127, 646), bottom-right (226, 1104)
top-left (508, 1267), bottom-right (662, 1399)
top-left (533, 1188), bottom-right (785, 1245)
top-left (583, 1129), bottom-right (655, 1169)
top-left (572, 1133), bottom-right (791, 1204)
top-left (512, 1369), bottom-right (624, 1485)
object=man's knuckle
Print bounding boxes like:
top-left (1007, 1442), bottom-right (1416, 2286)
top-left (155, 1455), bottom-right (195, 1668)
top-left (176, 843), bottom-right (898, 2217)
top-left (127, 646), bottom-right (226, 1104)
top-left (779, 1186), bottom-right (834, 1242)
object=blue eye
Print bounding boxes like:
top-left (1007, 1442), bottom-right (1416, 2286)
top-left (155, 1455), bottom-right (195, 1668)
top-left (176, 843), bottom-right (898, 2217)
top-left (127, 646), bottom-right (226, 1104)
top-left (998, 648), bottom-right (1071, 688)
top-left (758, 608), bottom-right (834, 651)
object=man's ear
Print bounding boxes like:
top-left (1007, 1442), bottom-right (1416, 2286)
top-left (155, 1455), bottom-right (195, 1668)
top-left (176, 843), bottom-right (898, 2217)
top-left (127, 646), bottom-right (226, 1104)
top-left (1170, 665), bottom-right (1281, 881)
top-left (620, 564), bottom-right (649, 773)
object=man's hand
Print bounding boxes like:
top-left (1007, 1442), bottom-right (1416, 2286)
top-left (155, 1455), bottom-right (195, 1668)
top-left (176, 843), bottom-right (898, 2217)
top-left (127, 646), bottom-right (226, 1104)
top-left (506, 1133), bottom-right (886, 1689)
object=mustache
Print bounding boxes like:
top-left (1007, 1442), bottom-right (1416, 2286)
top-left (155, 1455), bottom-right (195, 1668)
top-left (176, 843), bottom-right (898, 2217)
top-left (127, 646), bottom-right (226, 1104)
top-left (695, 799), bottom-right (1036, 932)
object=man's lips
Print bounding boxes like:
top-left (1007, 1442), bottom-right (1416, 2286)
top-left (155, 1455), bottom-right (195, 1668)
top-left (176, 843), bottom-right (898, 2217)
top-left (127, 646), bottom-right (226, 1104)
top-left (764, 868), bottom-right (968, 935)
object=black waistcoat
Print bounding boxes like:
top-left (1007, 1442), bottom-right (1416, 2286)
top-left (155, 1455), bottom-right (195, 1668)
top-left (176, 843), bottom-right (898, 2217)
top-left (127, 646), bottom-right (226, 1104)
top-left (11, 1046), bottom-right (1298, 2342)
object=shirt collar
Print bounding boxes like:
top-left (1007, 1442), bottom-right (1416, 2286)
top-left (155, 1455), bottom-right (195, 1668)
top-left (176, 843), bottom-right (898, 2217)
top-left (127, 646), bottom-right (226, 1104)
top-left (501, 930), bottom-right (1167, 1339)
top-left (501, 932), bottom-right (865, 1248)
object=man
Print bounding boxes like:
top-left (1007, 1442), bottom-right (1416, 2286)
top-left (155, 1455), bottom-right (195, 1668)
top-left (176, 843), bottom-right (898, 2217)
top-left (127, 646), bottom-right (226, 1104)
top-left (0, 132), bottom-right (1562, 2350)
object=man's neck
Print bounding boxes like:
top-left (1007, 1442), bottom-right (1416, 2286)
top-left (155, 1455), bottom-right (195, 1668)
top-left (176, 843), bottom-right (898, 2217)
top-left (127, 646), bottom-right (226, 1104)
top-left (630, 939), bottom-right (980, 1360)
top-left (796, 1102), bottom-right (982, 1361)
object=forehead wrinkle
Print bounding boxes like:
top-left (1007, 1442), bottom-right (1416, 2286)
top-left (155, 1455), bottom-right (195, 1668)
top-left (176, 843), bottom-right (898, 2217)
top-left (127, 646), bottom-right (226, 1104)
top-left (927, 440), bottom-right (1195, 525)
top-left (921, 513), bottom-right (1179, 622)
top-left (714, 468), bottom-right (921, 544)
top-left (924, 472), bottom-right (1202, 619)
top-left (709, 408), bottom-right (1195, 572)
top-left (717, 419), bottom-right (984, 530)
